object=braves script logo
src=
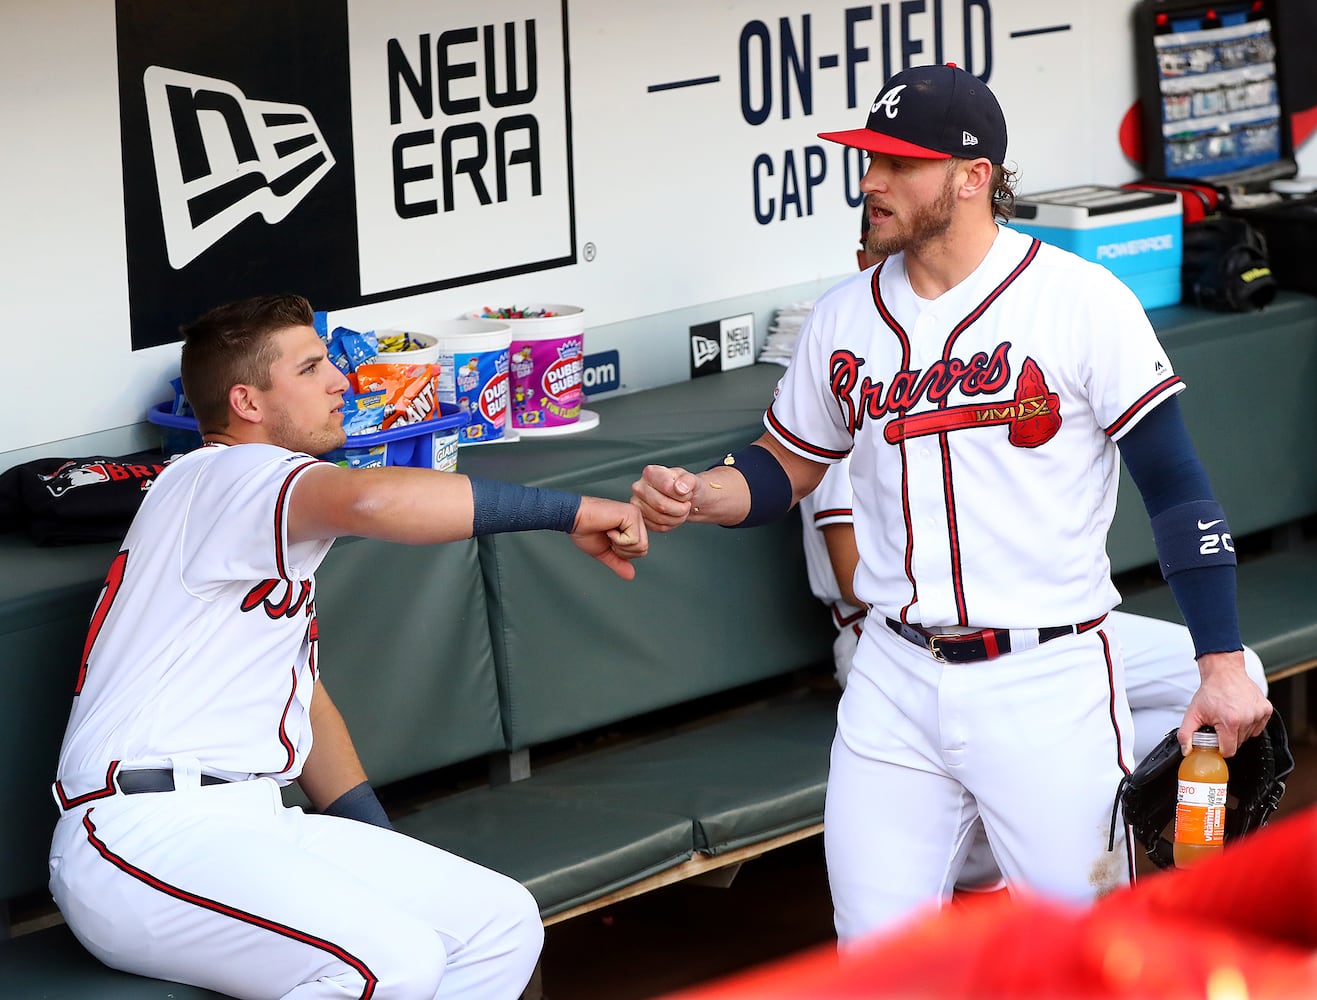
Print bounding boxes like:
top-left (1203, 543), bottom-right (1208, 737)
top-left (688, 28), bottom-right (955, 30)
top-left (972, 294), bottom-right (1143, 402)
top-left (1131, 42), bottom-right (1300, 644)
top-left (39, 459), bottom-right (169, 498)
top-left (872, 85), bottom-right (907, 118)
top-left (241, 578), bottom-right (315, 621)
top-left (143, 66), bottom-right (335, 269)
top-left (829, 347), bottom-right (1062, 449)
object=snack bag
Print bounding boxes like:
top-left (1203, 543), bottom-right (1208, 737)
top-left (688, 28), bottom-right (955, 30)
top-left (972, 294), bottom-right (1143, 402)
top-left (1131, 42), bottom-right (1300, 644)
top-left (354, 362), bottom-right (441, 429)
top-left (341, 389), bottom-right (387, 436)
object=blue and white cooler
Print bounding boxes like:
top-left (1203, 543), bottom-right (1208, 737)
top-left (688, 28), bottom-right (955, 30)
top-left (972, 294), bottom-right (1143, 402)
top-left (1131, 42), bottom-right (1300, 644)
top-left (1009, 185), bottom-right (1183, 310)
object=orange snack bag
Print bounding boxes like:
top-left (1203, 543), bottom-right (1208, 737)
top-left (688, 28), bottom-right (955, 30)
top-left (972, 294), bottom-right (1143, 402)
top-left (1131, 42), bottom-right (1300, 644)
top-left (353, 363), bottom-right (442, 429)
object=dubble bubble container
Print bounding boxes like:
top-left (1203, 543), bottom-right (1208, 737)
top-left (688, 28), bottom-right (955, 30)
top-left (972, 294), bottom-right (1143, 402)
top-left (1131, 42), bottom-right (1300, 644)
top-left (398, 319), bottom-right (511, 445)
top-left (484, 305), bottom-right (585, 431)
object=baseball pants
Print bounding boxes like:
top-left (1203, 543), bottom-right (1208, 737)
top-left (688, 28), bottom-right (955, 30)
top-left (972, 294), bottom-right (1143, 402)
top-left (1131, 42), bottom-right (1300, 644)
top-left (824, 619), bottom-right (1135, 944)
top-left (50, 774), bottom-right (542, 999)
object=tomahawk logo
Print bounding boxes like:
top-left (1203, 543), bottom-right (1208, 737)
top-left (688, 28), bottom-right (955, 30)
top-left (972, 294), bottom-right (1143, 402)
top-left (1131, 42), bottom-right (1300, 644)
top-left (143, 66), bottom-right (335, 269)
top-left (692, 336), bottom-right (721, 369)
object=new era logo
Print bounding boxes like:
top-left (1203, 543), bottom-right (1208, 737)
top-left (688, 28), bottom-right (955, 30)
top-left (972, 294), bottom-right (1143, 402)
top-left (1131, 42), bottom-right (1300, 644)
top-left (962, 131), bottom-right (978, 147)
top-left (143, 66), bottom-right (335, 268)
top-left (691, 335), bottom-right (721, 368)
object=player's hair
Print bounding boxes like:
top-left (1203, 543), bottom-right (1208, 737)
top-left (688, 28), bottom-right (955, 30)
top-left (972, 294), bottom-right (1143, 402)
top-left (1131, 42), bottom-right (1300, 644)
top-left (180, 294), bottom-right (316, 434)
top-left (989, 163), bottom-right (1018, 223)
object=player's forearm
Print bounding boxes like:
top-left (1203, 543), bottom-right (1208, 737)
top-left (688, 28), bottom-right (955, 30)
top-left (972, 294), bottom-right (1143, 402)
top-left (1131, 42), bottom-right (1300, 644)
top-left (299, 684), bottom-right (370, 811)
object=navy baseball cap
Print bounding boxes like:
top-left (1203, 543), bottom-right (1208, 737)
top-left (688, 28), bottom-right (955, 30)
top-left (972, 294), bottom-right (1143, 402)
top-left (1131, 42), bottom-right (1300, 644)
top-left (819, 63), bottom-right (1007, 163)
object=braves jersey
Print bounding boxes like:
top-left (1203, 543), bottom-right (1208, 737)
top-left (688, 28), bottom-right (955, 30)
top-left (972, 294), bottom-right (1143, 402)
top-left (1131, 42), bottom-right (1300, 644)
top-left (54, 443), bottom-right (333, 803)
top-left (770, 224), bottom-right (1183, 629)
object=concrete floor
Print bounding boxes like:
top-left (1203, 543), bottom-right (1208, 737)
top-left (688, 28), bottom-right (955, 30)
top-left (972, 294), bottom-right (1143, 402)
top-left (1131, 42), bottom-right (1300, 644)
top-left (536, 722), bottom-right (1317, 1000)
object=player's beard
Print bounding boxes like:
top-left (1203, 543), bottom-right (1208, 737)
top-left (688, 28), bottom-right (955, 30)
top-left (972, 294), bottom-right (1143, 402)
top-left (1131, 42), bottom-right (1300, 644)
top-left (267, 402), bottom-right (346, 457)
top-left (866, 170), bottom-right (957, 258)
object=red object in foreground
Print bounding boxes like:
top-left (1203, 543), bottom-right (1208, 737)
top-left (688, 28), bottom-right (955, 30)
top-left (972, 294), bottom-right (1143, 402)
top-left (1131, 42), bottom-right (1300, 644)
top-left (664, 806), bottom-right (1317, 999)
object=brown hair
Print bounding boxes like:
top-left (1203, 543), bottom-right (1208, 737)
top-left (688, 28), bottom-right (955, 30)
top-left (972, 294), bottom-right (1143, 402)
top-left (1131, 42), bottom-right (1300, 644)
top-left (179, 294), bottom-right (315, 434)
top-left (990, 163), bottom-right (1018, 223)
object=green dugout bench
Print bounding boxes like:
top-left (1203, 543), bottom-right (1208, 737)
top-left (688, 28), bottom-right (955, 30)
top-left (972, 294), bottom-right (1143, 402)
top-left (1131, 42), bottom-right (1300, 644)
top-left (2, 292), bottom-right (1316, 996)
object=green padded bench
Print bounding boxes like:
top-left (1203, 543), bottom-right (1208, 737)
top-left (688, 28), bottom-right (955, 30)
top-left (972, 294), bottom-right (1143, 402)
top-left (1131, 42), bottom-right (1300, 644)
top-left (393, 363), bottom-right (839, 921)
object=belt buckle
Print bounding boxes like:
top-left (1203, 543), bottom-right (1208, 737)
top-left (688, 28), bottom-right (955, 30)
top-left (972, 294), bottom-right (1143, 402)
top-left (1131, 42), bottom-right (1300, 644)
top-left (928, 634), bottom-right (955, 662)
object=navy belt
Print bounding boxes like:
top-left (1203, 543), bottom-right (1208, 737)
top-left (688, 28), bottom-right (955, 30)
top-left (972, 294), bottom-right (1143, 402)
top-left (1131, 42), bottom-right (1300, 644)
top-left (885, 618), bottom-right (1082, 664)
top-left (117, 769), bottom-right (231, 794)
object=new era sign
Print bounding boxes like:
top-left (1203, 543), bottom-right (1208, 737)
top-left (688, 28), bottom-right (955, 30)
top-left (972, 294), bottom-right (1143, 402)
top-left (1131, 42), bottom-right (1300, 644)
top-left (118, 0), bottom-right (575, 350)
top-left (689, 313), bottom-right (755, 378)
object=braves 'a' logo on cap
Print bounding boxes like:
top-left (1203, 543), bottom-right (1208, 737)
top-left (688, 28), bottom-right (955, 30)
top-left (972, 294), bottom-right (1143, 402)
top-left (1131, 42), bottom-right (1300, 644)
top-left (871, 85), bottom-right (907, 118)
top-left (143, 66), bottom-right (335, 269)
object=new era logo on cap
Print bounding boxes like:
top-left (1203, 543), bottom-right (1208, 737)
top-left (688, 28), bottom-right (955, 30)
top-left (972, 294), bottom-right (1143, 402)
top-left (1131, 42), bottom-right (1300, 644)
top-left (817, 63), bottom-right (1007, 163)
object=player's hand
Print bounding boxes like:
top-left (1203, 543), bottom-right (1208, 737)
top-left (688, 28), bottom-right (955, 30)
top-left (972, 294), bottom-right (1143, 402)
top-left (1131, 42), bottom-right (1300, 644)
top-left (630, 465), bottom-right (702, 532)
top-left (1178, 650), bottom-right (1273, 757)
top-left (569, 496), bottom-right (649, 580)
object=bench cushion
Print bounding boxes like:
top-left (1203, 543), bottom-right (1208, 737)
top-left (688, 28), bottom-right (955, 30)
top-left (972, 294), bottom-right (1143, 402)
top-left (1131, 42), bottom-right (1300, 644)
top-left (507, 692), bottom-right (838, 854)
top-left (313, 535), bottom-right (505, 786)
top-left (391, 789), bottom-right (694, 918)
top-left (1117, 541), bottom-right (1317, 676)
top-left (0, 925), bottom-right (228, 998)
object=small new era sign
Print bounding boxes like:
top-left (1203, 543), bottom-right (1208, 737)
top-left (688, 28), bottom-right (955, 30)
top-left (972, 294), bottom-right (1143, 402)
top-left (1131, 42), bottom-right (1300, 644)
top-left (962, 131), bottom-right (978, 147)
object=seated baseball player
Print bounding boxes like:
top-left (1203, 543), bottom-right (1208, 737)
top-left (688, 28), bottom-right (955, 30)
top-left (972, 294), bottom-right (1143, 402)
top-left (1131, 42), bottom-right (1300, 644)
top-left (48, 294), bottom-right (648, 998)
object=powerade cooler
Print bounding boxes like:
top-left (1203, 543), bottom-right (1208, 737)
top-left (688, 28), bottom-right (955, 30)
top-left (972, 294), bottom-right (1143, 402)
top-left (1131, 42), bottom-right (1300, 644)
top-left (1009, 185), bottom-right (1184, 310)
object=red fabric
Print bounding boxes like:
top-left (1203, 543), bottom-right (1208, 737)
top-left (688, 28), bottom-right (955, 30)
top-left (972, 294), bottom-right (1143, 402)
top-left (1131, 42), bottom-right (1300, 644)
top-left (664, 806), bottom-right (1317, 999)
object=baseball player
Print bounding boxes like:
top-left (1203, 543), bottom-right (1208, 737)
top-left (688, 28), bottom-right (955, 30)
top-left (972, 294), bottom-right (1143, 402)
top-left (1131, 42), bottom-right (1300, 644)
top-left (633, 64), bottom-right (1272, 943)
top-left (49, 294), bottom-right (647, 997)
top-left (803, 209), bottom-right (1269, 759)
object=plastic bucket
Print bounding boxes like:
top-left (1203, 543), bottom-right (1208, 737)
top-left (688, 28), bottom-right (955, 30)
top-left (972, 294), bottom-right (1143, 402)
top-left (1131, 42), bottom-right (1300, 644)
top-left (401, 319), bottom-right (511, 445)
top-left (487, 305), bottom-right (585, 430)
top-left (372, 331), bottom-right (441, 365)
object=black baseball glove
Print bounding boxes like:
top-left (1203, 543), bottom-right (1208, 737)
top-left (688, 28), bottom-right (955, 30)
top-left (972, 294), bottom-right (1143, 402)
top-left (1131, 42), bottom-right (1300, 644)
top-left (1113, 712), bottom-right (1294, 870)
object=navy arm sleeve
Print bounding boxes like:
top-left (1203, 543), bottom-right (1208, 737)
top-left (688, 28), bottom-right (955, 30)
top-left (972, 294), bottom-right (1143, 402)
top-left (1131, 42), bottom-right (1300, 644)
top-left (1116, 396), bottom-right (1242, 657)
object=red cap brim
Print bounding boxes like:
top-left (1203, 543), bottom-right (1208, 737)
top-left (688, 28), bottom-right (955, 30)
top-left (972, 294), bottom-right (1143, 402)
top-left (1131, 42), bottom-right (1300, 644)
top-left (817, 128), bottom-right (952, 159)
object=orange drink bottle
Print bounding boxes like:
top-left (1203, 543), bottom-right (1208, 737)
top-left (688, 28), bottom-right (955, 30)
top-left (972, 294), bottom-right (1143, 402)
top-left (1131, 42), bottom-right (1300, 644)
top-left (1172, 730), bottom-right (1229, 868)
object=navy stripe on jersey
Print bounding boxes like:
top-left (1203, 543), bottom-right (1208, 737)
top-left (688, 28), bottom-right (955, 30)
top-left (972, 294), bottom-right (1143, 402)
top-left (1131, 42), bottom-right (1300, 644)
top-left (55, 761), bottom-right (120, 811)
top-left (1104, 377), bottom-right (1184, 438)
top-left (764, 407), bottom-right (851, 460)
top-left (80, 810), bottom-right (380, 998)
top-left (879, 237), bottom-right (1043, 627)
top-left (946, 238), bottom-right (1040, 344)
top-left (272, 460), bottom-right (321, 580)
top-left (1097, 628), bottom-right (1137, 882)
top-left (277, 665), bottom-right (299, 774)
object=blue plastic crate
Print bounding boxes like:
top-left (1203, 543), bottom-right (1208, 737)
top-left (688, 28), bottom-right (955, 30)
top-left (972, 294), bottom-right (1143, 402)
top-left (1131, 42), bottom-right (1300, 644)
top-left (147, 401), bottom-right (470, 470)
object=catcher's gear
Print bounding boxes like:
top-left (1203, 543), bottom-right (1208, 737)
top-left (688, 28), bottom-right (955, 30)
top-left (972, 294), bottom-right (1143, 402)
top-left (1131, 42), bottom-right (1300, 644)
top-left (1112, 713), bottom-right (1294, 870)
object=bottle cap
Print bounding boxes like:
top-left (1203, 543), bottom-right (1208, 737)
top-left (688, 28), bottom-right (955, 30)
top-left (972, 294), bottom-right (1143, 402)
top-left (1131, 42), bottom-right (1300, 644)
top-left (1190, 730), bottom-right (1220, 748)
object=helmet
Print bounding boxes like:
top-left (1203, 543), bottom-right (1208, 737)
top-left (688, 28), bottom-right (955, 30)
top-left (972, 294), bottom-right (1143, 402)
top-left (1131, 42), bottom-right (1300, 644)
top-left (1115, 713), bottom-right (1294, 870)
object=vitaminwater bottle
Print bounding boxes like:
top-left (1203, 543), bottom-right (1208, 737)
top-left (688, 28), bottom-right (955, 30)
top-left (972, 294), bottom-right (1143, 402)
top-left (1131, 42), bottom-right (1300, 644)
top-left (1172, 729), bottom-right (1229, 868)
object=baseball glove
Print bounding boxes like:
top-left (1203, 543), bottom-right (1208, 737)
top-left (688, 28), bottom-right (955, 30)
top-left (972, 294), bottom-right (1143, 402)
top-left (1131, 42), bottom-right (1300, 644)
top-left (1114, 713), bottom-right (1294, 870)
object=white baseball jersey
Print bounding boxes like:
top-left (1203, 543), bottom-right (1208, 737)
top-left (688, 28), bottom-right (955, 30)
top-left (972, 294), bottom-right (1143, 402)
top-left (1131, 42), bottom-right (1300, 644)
top-left (54, 443), bottom-right (332, 802)
top-left (771, 224), bottom-right (1183, 630)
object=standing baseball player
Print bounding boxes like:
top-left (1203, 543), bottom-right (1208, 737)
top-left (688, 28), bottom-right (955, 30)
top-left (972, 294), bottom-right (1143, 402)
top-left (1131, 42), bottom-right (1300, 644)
top-left (49, 294), bottom-right (647, 997)
top-left (632, 64), bottom-right (1272, 943)
top-left (802, 207), bottom-right (1270, 758)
